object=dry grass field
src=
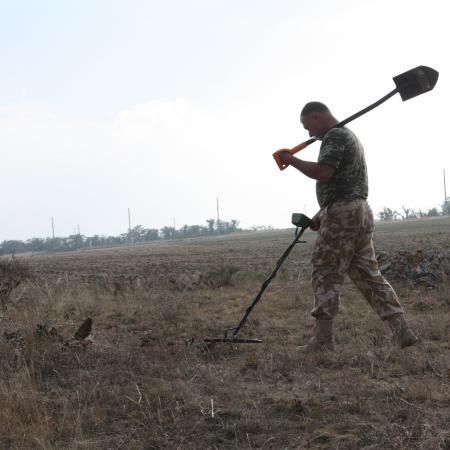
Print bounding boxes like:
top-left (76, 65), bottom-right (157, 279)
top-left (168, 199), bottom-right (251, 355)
top-left (1, 217), bottom-right (449, 449)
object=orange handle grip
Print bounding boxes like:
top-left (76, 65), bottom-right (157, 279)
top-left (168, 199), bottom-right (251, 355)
top-left (272, 150), bottom-right (290, 171)
top-left (272, 150), bottom-right (284, 171)
top-left (273, 137), bottom-right (318, 171)
top-left (272, 142), bottom-right (309, 171)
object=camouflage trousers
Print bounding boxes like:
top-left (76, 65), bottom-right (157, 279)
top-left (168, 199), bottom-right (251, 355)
top-left (311, 199), bottom-right (404, 320)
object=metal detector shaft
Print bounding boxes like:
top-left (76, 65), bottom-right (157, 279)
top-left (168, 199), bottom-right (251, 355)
top-left (232, 225), bottom-right (309, 338)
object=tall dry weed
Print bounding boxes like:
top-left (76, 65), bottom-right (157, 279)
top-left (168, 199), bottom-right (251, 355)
top-left (0, 257), bottom-right (31, 311)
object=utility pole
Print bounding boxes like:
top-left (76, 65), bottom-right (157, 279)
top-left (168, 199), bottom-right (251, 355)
top-left (216, 197), bottom-right (220, 232)
top-left (444, 169), bottom-right (447, 203)
top-left (128, 208), bottom-right (132, 243)
top-left (51, 217), bottom-right (55, 240)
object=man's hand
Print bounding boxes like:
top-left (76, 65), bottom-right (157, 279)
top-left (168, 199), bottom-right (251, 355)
top-left (275, 149), bottom-right (295, 167)
top-left (310, 212), bottom-right (321, 231)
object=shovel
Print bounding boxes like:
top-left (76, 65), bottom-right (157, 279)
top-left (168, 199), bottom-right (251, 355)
top-left (273, 65), bottom-right (439, 170)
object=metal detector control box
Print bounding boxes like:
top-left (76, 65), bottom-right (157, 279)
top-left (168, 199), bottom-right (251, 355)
top-left (291, 213), bottom-right (312, 229)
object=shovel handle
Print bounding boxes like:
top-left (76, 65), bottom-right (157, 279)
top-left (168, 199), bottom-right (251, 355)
top-left (273, 149), bottom-right (295, 171)
top-left (273, 137), bottom-right (317, 171)
top-left (272, 152), bottom-right (284, 171)
top-left (272, 141), bottom-right (310, 170)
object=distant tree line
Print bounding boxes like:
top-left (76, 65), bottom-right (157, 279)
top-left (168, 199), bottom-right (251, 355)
top-left (378, 200), bottom-right (450, 221)
top-left (0, 219), bottom-right (240, 255)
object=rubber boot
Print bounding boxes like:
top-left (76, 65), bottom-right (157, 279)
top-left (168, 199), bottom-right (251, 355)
top-left (387, 314), bottom-right (418, 348)
top-left (298, 319), bottom-right (335, 353)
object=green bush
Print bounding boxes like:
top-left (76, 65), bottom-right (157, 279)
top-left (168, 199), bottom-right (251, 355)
top-left (200, 264), bottom-right (240, 288)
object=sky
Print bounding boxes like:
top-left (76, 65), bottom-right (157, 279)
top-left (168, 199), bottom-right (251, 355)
top-left (0, 0), bottom-right (449, 241)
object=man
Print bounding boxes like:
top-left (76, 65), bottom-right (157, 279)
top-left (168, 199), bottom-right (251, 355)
top-left (276, 101), bottom-right (417, 352)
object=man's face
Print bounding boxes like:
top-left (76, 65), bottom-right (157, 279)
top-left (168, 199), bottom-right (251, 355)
top-left (300, 113), bottom-right (325, 138)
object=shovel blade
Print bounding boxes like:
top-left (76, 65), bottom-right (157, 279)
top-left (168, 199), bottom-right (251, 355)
top-left (393, 65), bottom-right (439, 101)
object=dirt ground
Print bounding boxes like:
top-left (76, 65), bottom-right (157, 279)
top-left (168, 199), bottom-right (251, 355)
top-left (1, 217), bottom-right (449, 449)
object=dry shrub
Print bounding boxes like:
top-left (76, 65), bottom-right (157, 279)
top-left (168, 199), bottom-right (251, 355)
top-left (167, 271), bottom-right (201, 291)
top-left (0, 257), bottom-right (31, 310)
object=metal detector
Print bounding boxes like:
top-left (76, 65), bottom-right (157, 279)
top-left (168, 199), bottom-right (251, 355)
top-left (273, 65), bottom-right (439, 170)
top-left (203, 213), bottom-right (312, 344)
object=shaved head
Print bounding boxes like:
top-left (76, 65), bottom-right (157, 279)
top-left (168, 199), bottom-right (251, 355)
top-left (300, 102), bottom-right (338, 138)
top-left (300, 102), bottom-right (331, 118)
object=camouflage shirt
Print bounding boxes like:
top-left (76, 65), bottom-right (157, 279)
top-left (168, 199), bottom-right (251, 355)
top-left (316, 127), bottom-right (368, 208)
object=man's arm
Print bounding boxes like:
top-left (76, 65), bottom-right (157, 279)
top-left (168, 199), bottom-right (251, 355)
top-left (276, 150), bottom-right (335, 181)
